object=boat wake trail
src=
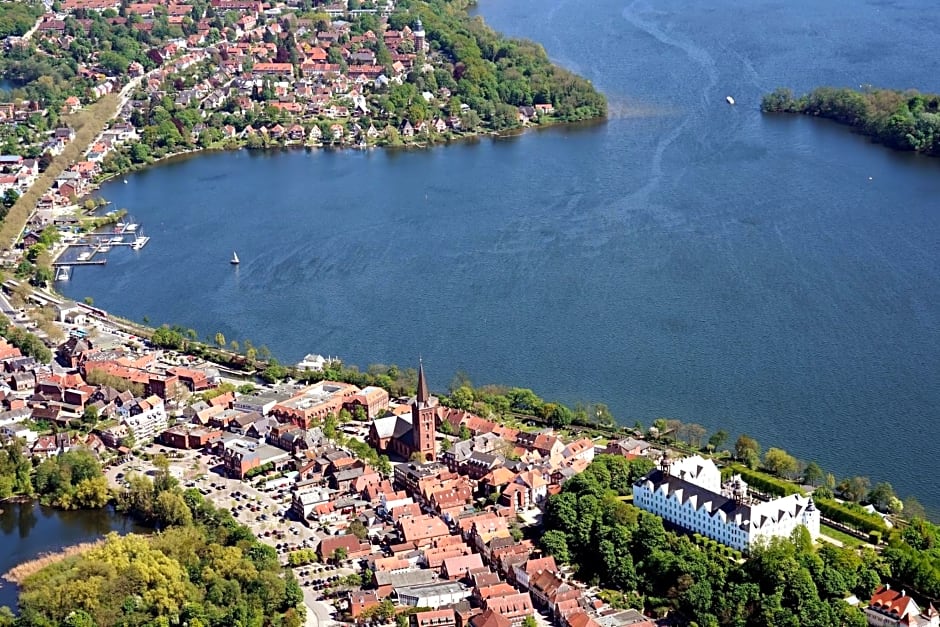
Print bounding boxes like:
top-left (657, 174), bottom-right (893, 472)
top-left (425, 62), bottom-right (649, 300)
top-left (617, 0), bottom-right (721, 207)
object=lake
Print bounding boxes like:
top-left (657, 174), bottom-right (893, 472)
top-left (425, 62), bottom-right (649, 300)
top-left (0, 500), bottom-right (145, 611)
top-left (62, 0), bottom-right (940, 514)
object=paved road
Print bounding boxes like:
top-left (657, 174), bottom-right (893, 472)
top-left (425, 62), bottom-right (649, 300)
top-left (303, 590), bottom-right (337, 627)
top-left (20, 13), bottom-right (44, 41)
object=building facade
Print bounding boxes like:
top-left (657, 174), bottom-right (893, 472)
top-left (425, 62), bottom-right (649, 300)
top-left (632, 455), bottom-right (820, 552)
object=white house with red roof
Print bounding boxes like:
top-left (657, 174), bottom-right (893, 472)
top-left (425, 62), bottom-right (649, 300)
top-left (865, 585), bottom-right (939, 627)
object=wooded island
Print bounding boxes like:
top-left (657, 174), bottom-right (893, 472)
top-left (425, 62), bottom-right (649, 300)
top-left (761, 86), bottom-right (940, 157)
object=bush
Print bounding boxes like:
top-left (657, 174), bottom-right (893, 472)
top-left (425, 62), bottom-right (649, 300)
top-left (815, 498), bottom-right (888, 535)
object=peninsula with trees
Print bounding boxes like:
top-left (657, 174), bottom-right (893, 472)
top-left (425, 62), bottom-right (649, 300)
top-left (761, 86), bottom-right (940, 157)
top-left (0, 0), bottom-right (606, 241)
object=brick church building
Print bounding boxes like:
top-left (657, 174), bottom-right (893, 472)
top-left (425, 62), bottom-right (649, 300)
top-left (368, 361), bottom-right (438, 461)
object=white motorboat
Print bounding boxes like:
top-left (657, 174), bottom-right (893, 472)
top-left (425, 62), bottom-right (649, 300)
top-left (726, 96), bottom-right (735, 105)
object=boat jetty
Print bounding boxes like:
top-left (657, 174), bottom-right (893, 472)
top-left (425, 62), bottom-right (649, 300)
top-left (52, 220), bottom-right (151, 274)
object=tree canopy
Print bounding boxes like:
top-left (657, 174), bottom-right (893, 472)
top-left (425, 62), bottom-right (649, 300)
top-left (762, 86), bottom-right (940, 157)
top-left (16, 489), bottom-right (304, 626)
top-left (541, 455), bottom-right (876, 625)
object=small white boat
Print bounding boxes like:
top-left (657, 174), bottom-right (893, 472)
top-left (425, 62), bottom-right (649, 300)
top-left (110, 236), bottom-right (123, 244)
top-left (98, 244), bottom-right (111, 252)
top-left (131, 236), bottom-right (150, 250)
top-left (77, 252), bottom-right (91, 261)
top-left (55, 267), bottom-right (70, 281)
top-left (230, 251), bottom-right (240, 265)
top-left (726, 95), bottom-right (735, 105)
top-left (126, 223), bottom-right (139, 232)
top-left (123, 179), bottom-right (128, 184)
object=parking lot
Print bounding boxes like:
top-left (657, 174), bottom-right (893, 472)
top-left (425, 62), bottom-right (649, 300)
top-left (106, 445), bottom-right (347, 626)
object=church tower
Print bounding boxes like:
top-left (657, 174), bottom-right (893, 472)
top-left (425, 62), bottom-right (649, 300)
top-left (411, 360), bottom-right (438, 461)
top-left (413, 18), bottom-right (426, 54)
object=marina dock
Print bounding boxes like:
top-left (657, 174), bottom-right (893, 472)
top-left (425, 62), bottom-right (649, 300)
top-left (53, 259), bottom-right (107, 266)
top-left (51, 221), bottom-right (149, 268)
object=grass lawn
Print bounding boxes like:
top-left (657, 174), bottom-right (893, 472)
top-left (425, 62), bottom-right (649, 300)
top-left (819, 523), bottom-right (868, 548)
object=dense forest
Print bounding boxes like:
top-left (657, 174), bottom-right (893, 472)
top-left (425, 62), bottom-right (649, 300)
top-left (761, 86), bottom-right (940, 157)
top-left (541, 455), bottom-right (883, 626)
top-left (4, 458), bottom-right (305, 627)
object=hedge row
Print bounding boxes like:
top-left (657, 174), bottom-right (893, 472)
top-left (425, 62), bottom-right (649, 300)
top-left (815, 498), bottom-right (888, 535)
top-left (692, 533), bottom-right (744, 560)
top-left (727, 464), bottom-right (806, 497)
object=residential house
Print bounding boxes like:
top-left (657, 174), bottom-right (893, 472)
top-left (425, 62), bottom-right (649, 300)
top-left (349, 589), bottom-right (381, 619)
top-left (161, 424), bottom-right (221, 449)
top-left (318, 533), bottom-right (370, 561)
top-left (468, 609), bottom-right (512, 627)
top-left (399, 513), bottom-right (451, 548)
top-left (442, 553), bottom-right (484, 581)
top-left (31, 433), bottom-right (70, 458)
top-left (119, 395), bottom-right (167, 446)
top-left (513, 556), bottom-right (557, 591)
top-left (865, 585), bottom-right (939, 627)
top-left (482, 592), bottom-right (534, 627)
top-left (604, 437), bottom-right (652, 459)
top-left (413, 609), bottom-right (457, 627)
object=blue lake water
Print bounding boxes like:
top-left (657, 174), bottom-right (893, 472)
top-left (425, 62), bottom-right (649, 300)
top-left (0, 501), bottom-right (144, 611)
top-left (63, 0), bottom-right (940, 513)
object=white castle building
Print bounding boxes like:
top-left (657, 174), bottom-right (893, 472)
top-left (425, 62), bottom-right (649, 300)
top-left (632, 455), bottom-right (820, 552)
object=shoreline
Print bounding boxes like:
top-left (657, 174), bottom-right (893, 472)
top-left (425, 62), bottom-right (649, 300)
top-left (87, 117), bottom-right (605, 195)
top-left (2, 539), bottom-right (105, 585)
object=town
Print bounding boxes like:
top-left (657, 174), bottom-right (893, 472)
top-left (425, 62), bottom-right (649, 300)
top-left (0, 0), bottom-right (605, 274)
top-left (0, 0), bottom-right (937, 625)
top-left (0, 285), bottom-right (933, 627)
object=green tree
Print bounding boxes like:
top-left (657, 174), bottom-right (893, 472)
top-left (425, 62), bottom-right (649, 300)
top-left (155, 490), bottom-right (193, 527)
top-left (764, 447), bottom-right (799, 479)
top-left (331, 546), bottom-right (347, 564)
top-left (803, 461), bottom-right (825, 486)
top-left (735, 434), bottom-right (761, 469)
top-left (348, 519), bottom-right (368, 540)
top-left (450, 385), bottom-right (474, 410)
top-left (708, 429), bottom-right (728, 450)
top-left (838, 476), bottom-right (871, 503)
top-left (79, 404), bottom-right (99, 430)
top-left (2, 189), bottom-right (19, 208)
top-left (867, 482), bottom-right (896, 512)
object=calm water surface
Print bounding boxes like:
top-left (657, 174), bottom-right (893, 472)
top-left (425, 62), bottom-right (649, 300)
top-left (0, 501), bottom-right (144, 611)
top-left (64, 0), bottom-right (940, 512)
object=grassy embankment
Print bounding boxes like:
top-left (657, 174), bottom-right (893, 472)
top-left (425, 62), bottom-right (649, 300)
top-left (0, 93), bottom-right (121, 250)
top-left (2, 539), bottom-right (105, 584)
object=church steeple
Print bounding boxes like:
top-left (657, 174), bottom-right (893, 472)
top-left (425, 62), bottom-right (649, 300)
top-left (412, 359), bottom-right (437, 461)
top-left (417, 359), bottom-right (429, 405)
